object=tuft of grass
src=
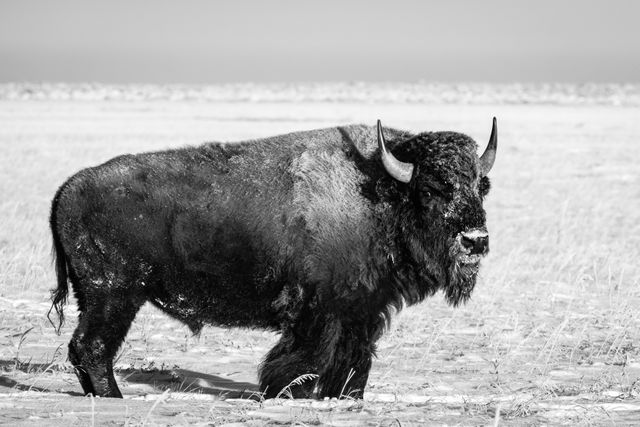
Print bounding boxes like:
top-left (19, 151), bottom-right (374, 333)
top-left (275, 373), bottom-right (319, 399)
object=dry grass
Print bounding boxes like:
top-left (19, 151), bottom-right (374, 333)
top-left (0, 95), bottom-right (639, 425)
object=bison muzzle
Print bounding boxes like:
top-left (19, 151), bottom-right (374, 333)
top-left (49, 119), bottom-right (498, 399)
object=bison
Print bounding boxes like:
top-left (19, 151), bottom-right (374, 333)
top-left (49, 119), bottom-right (497, 399)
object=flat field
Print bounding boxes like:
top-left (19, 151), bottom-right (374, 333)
top-left (1, 85), bottom-right (639, 425)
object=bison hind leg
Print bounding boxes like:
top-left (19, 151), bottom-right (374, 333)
top-left (69, 294), bottom-right (144, 398)
top-left (68, 342), bottom-right (96, 396)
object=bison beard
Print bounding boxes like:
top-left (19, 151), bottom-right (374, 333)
top-left (48, 121), bottom-right (497, 399)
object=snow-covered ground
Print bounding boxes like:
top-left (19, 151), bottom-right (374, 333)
top-left (1, 84), bottom-right (639, 425)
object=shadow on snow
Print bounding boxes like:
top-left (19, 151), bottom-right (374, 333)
top-left (0, 360), bottom-right (259, 399)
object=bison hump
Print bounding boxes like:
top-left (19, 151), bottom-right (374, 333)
top-left (289, 148), bottom-right (375, 291)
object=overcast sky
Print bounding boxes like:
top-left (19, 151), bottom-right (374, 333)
top-left (1, 0), bottom-right (638, 83)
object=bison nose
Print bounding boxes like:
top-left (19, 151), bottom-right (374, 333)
top-left (460, 231), bottom-right (489, 255)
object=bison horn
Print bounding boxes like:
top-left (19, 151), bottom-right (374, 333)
top-left (479, 117), bottom-right (498, 176)
top-left (377, 120), bottom-right (414, 183)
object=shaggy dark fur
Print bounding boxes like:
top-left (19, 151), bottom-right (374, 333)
top-left (49, 123), bottom-right (494, 399)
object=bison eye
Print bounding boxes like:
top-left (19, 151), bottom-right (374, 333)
top-left (479, 176), bottom-right (491, 198)
top-left (420, 182), bottom-right (450, 201)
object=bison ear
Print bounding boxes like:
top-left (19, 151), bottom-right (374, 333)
top-left (377, 120), bottom-right (414, 183)
top-left (479, 117), bottom-right (497, 176)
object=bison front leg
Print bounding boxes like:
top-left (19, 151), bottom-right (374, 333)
top-left (259, 316), bottom-right (376, 399)
top-left (315, 324), bottom-right (375, 399)
top-left (69, 295), bottom-right (143, 398)
top-left (258, 333), bottom-right (318, 399)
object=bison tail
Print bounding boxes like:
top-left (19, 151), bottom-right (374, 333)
top-left (47, 186), bottom-right (69, 335)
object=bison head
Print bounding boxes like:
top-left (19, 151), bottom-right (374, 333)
top-left (377, 119), bottom-right (497, 306)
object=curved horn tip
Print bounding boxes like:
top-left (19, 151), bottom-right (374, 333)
top-left (377, 120), bottom-right (414, 183)
top-left (376, 120), bottom-right (385, 150)
top-left (479, 117), bottom-right (497, 176)
top-left (490, 117), bottom-right (497, 147)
